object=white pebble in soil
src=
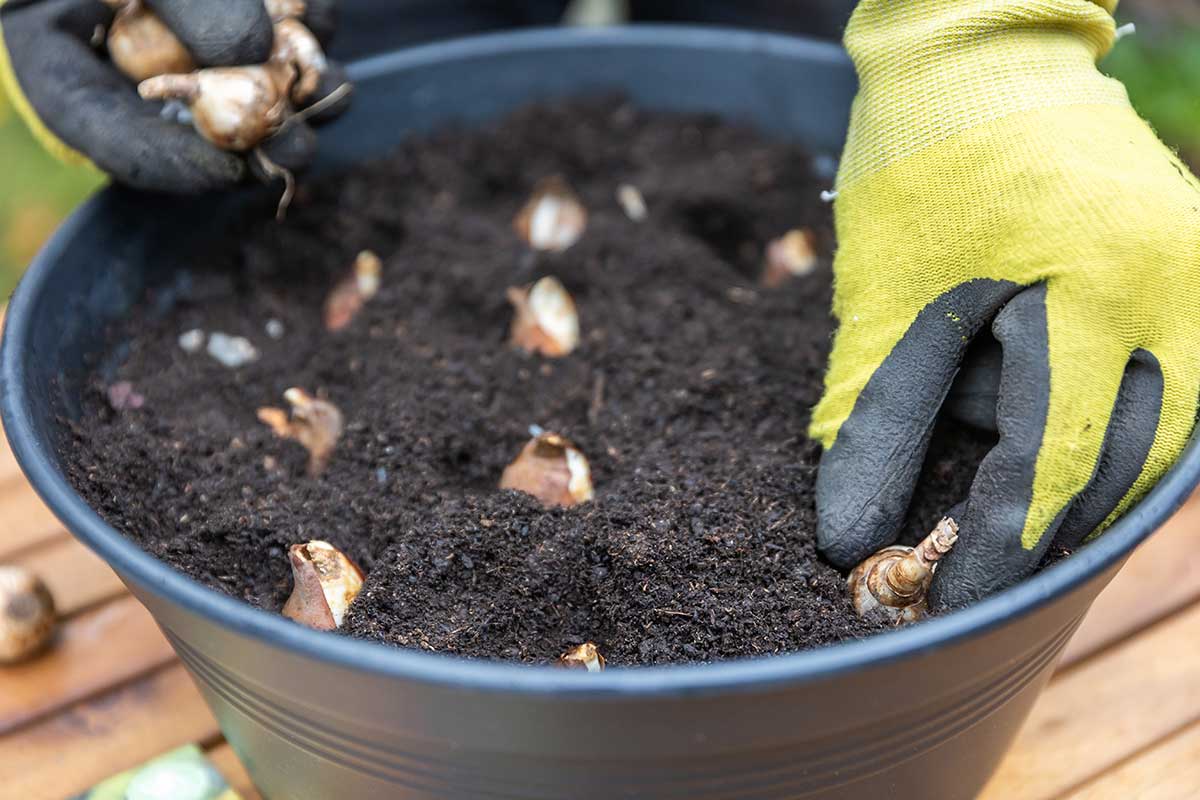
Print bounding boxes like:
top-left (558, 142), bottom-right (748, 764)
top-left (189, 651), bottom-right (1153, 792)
top-left (206, 332), bottom-right (259, 368)
top-left (177, 329), bottom-right (205, 353)
top-left (265, 319), bottom-right (285, 339)
top-left (616, 184), bottom-right (648, 222)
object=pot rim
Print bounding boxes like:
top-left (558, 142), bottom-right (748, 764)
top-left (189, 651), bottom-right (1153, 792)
top-left (3, 24), bottom-right (1197, 699)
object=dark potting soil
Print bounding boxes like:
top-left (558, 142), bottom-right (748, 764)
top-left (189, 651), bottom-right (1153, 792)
top-left (62, 98), bottom-right (996, 666)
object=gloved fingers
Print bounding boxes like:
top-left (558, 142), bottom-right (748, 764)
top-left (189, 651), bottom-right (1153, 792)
top-left (945, 332), bottom-right (1001, 432)
top-left (929, 286), bottom-right (1054, 609)
top-left (929, 285), bottom-right (1125, 610)
top-left (815, 279), bottom-right (1021, 569)
top-left (1051, 349), bottom-right (1163, 550)
top-left (144, 0), bottom-right (273, 66)
top-left (3, 2), bottom-right (245, 191)
top-left (88, 92), bottom-right (248, 191)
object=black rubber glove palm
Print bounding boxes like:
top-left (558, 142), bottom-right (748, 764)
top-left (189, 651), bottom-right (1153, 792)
top-left (1, 0), bottom-right (344, 192)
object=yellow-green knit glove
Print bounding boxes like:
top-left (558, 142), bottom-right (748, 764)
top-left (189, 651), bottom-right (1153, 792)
top-left (812, 0), bottom-right (1200, 609)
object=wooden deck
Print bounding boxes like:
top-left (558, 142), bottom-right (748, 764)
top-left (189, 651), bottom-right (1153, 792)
top-left (2, 428), bottom-right (1199, 799)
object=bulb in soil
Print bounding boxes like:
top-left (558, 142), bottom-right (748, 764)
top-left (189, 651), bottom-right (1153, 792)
top-left (105, 0), bottom-right (196, 83)
top-left (266, 0), bottom-right (306, 19)
top-left (848, 517), bottom-right (959, 624)
top-left (324, 250), bottom-right (382, 331)
top-left (514, 176), bottom-right (588, 252)
top-left (616, 183), bottom-right (648, 222)
top-left (282, 541), bottom-right (364, 630)
top-left (0, 566), bottom-right (57, 664)
top-left (559, 642), bottom-right (606, 672)
top-left (507, 276), bottom-right (580, 358)
top-left (139, 65), bottom-right (293, 151)
top-left (270, 17), bottom-right (327, 103)
top-left (256, 388), bottom-right (344, 476)
top-left (500, 431), bottom-right (594, 509)
top-left (761, 228), bottom-right (818, 288)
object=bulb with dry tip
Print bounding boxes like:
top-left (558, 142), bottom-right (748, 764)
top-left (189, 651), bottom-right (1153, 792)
top-left (559, 642), bottom-right (605, 671)
top-left (761, 228), bottom-right (818, 288)
top-left (507, 276), bottom-right (580, 358)
top-left (500, 430), bottom-right (594, 509)
top-left (282, 541), bottom-right (364, 630)
top-left (848, 517), bottom-right (959, 624)
top-left (257, 388), bottom-right (344, 476)
top-left (324, 250), bottom-right (382, 331)
top-left (514, 176), bottom-right (588, 252)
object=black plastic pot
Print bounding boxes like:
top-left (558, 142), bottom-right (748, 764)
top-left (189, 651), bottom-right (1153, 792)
top-left (3, 26), bottom-right (1198, 800)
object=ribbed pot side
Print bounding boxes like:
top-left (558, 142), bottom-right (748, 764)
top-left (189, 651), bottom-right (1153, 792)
top-left (126, 558), bottom-right (1114, 800)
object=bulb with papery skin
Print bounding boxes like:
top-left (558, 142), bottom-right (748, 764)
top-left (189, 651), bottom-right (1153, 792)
top-left (0, 566), bottom-right (56, 664)
top-left (257, 388), bottom-right (344, 475)
top-left (514, 176), bottom-right (588, 252)
top-left (848, 517), bottom-right (959, 624)
top-left (500, 431), bottom-right (594, 509)
top-left (270, 17), bottom-right (328, 103)
top-left (507, 276), bottom-right (580, 358)
top-left (105, 0), bottom-right (196, 83)
top-left (324, 250), bottom-right (382, 331)
top-left (282, 541), bottom-right (364, 630)
top-left (139, 65), bottom-right (293, 151)
top-left (559, 642), bottom-right (606, 671)
top-left (761, 228), bottom-right (818, 288)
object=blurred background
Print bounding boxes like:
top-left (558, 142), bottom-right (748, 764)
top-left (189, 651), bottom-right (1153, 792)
top-left (0, 0), bottom-right (1196, 296)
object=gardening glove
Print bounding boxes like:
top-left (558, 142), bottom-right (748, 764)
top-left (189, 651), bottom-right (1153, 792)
top-left (812, 0), bottom-right (1200, 610)
top-left (0, 0), bottom-right (347, 192)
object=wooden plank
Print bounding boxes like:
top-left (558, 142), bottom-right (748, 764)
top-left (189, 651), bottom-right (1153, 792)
top-left (13, 536), bottom-right (127, 617)
top-left (0, 664), bottom-right (219, 800)
top-left (0, 483), bottom-right (67, 559)
top-left (208, 742), bottom-right (264, 800)
top-left (0, 595), bottom-right (175, 734)
top-left (1061, 494), bottom-right (1200, 668)
top-left (1063, 719), bottom-right (1200, 799)
top-left (981, 602), bottom-right (1200, 800)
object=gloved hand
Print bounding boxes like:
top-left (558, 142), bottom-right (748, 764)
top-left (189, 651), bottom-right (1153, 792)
top-left (812, 0), bottom-right (1200, 609)
top-left (0, 0), bottom-right (347, 192)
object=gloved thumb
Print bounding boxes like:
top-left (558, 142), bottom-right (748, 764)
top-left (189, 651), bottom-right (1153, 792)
top-left (145, 0), bottom-right (273, 66)
top-left (813, 279), bottom-right (1021, 569)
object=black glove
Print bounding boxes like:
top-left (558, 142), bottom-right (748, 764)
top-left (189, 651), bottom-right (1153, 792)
top-left (1, 0), bottom-right (346, 193)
